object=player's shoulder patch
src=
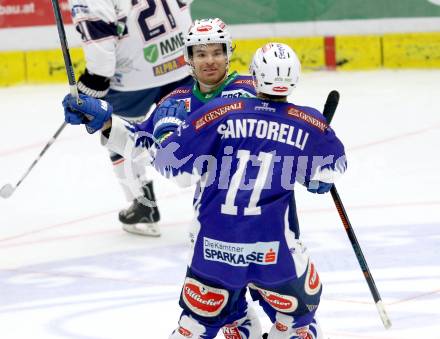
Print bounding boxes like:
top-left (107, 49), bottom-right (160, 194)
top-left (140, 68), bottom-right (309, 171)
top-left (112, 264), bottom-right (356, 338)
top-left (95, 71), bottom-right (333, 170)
top-left (285, 104), bottom-right (328, 133)
top-left (225, 75), bottom-right (256, 97)
top-left (232, 75), bottom-right (254, 88)
top-left (192, 100), bottom-right (245, 131)
top-left (157, 87), bottom-right (192, 105)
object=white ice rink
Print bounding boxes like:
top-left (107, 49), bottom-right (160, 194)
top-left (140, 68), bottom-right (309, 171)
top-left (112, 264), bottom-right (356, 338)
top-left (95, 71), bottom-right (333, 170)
top-left (0, 70), bottom-right (439, 338)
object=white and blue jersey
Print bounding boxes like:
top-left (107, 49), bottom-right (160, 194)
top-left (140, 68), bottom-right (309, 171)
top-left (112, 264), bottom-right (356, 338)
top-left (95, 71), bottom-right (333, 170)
top-left (69, 0), bottom-right (194, 91)
top-left (153, 97), bottom-right (346, 289)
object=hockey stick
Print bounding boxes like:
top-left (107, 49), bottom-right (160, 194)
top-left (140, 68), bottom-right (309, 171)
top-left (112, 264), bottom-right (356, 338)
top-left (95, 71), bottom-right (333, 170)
top-left (0, 123), bottom-right (67, 199)
top-left (50, 0), bottom-right (80, 100)
top-left (323, 90), bottom-right (392, 329)
top-left (0, 0), bottom-right (80, 199)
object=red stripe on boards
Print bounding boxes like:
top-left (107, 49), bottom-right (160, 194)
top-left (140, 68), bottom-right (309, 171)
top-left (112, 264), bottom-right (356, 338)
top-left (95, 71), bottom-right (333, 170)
top-left (324, 36), bottom-right (336, 70)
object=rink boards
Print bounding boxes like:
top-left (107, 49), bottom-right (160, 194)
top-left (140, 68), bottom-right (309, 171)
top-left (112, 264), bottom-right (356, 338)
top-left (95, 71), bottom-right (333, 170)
top-left (1, 32), bottom-right (440, 87)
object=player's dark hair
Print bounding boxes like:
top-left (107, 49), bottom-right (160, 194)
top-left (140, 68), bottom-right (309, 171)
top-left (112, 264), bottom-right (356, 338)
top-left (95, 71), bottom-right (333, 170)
top-left (188, 43), bottom-right (229, 59)
top-left (258, 92), bottom-right (288, 102)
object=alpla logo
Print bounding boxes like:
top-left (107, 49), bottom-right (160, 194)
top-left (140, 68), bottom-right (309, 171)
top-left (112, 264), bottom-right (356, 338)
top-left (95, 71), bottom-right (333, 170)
top-left (144, 32), bottom-right (185, 63)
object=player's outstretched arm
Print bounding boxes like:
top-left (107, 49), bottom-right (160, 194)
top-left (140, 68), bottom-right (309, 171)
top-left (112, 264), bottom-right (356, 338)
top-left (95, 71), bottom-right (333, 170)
top-left (62, 93), bottom-right (160, 158)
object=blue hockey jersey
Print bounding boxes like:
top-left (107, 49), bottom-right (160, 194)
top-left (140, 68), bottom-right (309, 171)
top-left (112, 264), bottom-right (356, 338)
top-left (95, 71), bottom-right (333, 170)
top-left (152, 97), bottom-right (346, 289)
top-left (133, 71), bottom-right (256, 143)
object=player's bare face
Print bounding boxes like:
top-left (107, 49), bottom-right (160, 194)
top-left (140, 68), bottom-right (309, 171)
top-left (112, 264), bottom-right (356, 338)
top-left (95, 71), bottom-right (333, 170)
top-left (192, 44), bottom-right (228, 91)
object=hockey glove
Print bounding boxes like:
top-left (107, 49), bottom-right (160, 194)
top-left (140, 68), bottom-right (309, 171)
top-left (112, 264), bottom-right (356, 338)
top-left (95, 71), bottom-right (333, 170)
top-left (152, 99), bottom-right (187, 140)
top-left (307, 180), bottom-right (333, 194)
top-left (63, 94), bottom-right (113, 134)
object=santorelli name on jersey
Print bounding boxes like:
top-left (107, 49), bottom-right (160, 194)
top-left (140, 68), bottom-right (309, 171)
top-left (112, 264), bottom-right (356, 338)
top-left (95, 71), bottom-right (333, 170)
top-left (194, 101), bottom-right (244, 130)
top-left (203, 237), bottom-right (279, 267)
top-left (217, 118), bottom-right (310, 151)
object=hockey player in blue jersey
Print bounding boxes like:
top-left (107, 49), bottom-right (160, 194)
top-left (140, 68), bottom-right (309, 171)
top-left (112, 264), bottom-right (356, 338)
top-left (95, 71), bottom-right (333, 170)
top-left (127, 17), bottom-right (256, 152)
top-left (61, 17), bottom-right (262, 336)
top-left (63, 17), bottom-right (256, 236)
top-left (62, 42), bottom-right (346, 338)
top-left (148, 42), bottom-right (347, 339)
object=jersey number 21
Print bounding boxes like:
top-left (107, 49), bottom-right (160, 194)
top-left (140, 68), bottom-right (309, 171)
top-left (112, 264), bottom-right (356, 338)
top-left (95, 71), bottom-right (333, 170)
top-left (137, 0), bottom-right (180, 42)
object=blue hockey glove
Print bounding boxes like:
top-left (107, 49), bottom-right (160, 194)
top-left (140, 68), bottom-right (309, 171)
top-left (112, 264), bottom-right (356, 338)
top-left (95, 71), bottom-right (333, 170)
top-left (62, 94), bottom-right (113, 134)
top-left (152, 99), bottom-right (187, 140)
top-left (307, 181), bottom-right (333, 194)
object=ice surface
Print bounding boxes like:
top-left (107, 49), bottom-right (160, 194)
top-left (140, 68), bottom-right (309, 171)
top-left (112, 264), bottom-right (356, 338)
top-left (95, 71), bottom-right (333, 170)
top-left (1, 70), bottom-right (439, 338)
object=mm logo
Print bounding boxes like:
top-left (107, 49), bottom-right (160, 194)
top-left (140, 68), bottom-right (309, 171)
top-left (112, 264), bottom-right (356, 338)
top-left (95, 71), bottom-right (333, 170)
top-left (144, 44), bottom-right (159, 63)
top-left (145, 33), bottom-right (185, 63)
top-left (160, 32), bottom-right (185, 56)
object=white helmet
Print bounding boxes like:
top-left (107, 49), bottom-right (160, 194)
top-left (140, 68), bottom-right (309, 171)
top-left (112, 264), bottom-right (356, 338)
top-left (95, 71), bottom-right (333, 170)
top-left (250, 42), bottom-right (301, 96)
top-left (183, 18), bottom-right (233, 64)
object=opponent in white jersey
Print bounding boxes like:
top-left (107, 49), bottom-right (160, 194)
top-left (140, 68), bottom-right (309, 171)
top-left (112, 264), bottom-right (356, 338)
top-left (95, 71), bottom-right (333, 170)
top-left (69, 0), bottom-right (194, 236)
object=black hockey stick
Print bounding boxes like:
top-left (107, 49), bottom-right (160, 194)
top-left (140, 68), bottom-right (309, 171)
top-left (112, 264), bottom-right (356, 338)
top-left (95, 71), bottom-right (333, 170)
top-left (0, 123), bottom-right (67, 199)
top-left (50, 0), bottom-right (81, 100)
top-left (323, 90), bottom-right (392, 329)
top-left (0, 0), bottom-right (80, 199)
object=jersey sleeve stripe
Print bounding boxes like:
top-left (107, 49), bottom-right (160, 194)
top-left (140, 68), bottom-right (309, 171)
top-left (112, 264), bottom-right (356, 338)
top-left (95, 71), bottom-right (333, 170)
top-left (75, 18), bottom-right (127, 42)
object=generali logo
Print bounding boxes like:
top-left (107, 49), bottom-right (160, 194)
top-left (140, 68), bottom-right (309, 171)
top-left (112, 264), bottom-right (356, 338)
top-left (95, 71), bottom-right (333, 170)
top-left (194, 101), bottom-right (243, 130)
top-left (157, 88), bottom-right (191, 105)
top-left (287, 106), bottom-right (328, 132)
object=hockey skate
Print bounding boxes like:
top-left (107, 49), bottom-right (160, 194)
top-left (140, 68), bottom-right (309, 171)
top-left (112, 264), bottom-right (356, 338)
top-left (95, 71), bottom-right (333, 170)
top-left (119, 181), bottom-right (161, 237)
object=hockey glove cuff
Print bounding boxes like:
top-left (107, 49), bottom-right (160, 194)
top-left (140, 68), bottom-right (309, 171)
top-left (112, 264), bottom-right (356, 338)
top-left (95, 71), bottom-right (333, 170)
top-left (307, 180), bottom-right (333, 194)
top-left (77, 69), bottom-right (110, 98)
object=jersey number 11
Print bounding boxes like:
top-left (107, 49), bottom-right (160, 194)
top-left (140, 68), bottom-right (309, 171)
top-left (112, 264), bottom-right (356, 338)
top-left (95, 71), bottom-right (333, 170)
top-left (221, 150), bottom-right (274, 216)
